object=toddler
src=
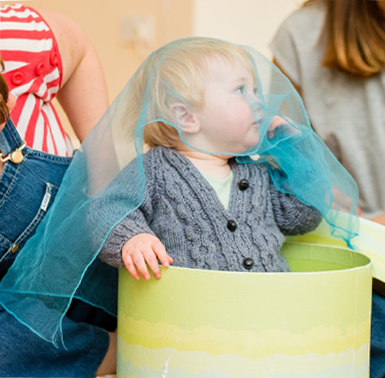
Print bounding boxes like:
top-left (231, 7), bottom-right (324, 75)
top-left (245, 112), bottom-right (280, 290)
top-left (0, 37), bottom-right (358, 359)
top-left (97, 38), bottom-right (323, 279)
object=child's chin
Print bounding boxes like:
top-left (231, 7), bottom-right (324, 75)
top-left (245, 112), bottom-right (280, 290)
top-left (244, 138), bottom-right (260, 151)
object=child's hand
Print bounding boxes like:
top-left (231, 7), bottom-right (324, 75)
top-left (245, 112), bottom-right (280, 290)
top-left (267, 116), bottom-right (299, 139)
top-left (268, 116), bottom-right (289, 138)
top-left (331, 187), bottom-right (354, 213)
top-left (122, 233), bottom-right (173, 280)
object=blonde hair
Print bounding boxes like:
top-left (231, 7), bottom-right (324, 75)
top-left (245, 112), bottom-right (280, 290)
top-left (125, 38), bottom-right (254, 148)
top-left (304, 0), bottom-right (385, 77)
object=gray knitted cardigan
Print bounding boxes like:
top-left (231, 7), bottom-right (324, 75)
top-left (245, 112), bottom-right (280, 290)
top-left (98, 147), bottom-right (322, 273)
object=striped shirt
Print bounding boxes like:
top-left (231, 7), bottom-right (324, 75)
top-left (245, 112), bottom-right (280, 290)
top-left (0, 4), bottom-right (72, 156)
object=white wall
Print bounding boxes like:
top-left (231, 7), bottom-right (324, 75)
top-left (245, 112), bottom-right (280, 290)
top-left (193, 0), bottom-right (302, 58)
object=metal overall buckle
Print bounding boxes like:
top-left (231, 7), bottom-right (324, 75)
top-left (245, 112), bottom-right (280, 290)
top-left (0, 141), bottom-right (27, 164)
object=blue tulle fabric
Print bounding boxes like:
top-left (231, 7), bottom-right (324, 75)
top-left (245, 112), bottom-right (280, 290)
top-left (0, 37), bottom-right (359, 346)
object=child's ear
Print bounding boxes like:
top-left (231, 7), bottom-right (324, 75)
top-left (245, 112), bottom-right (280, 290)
top-left (170, 103), bottom-right (200, 134)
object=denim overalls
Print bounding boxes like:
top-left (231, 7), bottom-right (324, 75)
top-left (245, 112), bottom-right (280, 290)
top-left (371, 290), bottom-right (385, 378)
top-left (0, 118), bottom-right (71, 278)
top-left (0, 119), bottom-right (113, 377)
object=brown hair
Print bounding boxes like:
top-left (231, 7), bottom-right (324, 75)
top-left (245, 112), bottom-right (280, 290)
top-left (0, 56), bottom-right (10, 124)
top-left (304, 0), bottom-right (385, 77)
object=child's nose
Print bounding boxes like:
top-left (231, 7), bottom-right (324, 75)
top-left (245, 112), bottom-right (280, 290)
top-left (250, 101), bottom-right (264, 122)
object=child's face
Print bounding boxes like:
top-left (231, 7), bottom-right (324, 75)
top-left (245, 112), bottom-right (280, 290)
top-left (194, 57), bottom-right (261, 154)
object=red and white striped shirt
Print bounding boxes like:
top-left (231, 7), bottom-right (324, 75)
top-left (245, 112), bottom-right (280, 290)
top-left (0, 4), bottom-right (72, 156)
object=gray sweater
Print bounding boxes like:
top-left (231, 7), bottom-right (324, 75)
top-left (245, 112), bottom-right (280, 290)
top-left (271, 4), bottom-right (385, 218)
top-left (98, 147), bottom-right (322, 272)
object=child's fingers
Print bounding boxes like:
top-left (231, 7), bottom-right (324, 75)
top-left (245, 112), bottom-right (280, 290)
top-left (132, 251), bottom-right (151, 280)
top-left (152, 241), bottom-right (173, 267)
top-left (142, 246), bottom-right (161, 279)
top-left (123, 253), bottom-right (140, 280)
top-left (268, 117), bottom-right (285, 138)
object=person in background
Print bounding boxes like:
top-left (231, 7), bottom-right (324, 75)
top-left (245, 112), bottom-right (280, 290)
top-left (271, 1), bottom-right (385, 377)
top-left (0, 4), bottom-right (116, 376)
top-left (271, 0), bottom-right (385, 224)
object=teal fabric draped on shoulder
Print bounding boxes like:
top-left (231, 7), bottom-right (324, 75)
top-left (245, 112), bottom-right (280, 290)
top-left (0, 37), bottom-right (359, 346)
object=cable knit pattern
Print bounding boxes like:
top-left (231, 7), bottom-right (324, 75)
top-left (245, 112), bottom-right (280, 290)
top-left (98, 147), bottom-right (322, 272)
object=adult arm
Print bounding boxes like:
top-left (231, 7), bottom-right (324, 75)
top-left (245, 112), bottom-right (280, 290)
top-left (95, 331), bottom-right (117, 376)
top-left (370, 214), bottom-right (385, 226)
top-left (40, 10), bottom-right (109, 142)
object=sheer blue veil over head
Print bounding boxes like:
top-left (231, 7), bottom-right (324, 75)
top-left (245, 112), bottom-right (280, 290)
top-left (0, 37), bottom-right (359, 345)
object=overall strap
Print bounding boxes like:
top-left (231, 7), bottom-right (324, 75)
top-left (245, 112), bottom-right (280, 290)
top-left (0, 118), bottom-right (23, 156)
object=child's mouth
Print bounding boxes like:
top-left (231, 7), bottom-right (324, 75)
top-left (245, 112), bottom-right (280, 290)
top-left (252, 118), bottom-right (263, 125)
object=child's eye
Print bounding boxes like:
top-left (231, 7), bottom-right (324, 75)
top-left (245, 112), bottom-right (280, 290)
top-left (235, 85), bottom-right (245, 94)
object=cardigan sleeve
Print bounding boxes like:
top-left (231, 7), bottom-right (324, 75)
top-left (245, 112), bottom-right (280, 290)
top-left (98, 205), bottom-right (156, 268)
top-left (87, 155), bottom-right (156, 268)
top-left (269, 181), bottom-right (322, 236)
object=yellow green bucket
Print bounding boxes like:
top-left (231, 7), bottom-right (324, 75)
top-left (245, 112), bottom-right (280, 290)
top-left (117, 218), bottom-right (377, 378)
